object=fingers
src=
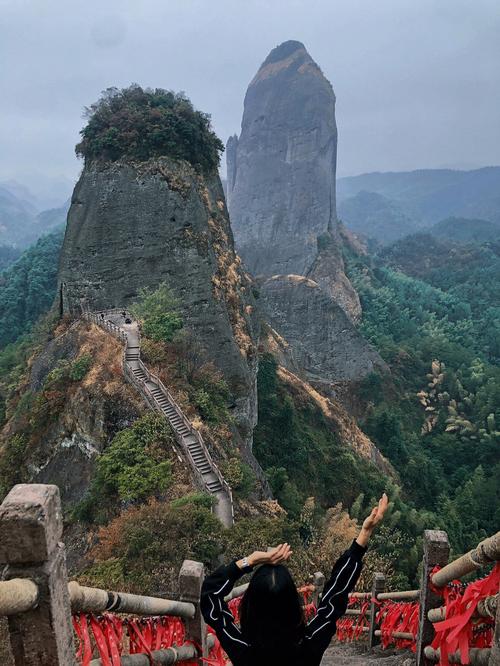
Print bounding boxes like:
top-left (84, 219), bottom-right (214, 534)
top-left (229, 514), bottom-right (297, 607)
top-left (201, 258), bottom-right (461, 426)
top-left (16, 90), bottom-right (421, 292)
top-left (268, 543), bottom-right (293, 564)
top-left (375, 493), bottom-right (389, 522)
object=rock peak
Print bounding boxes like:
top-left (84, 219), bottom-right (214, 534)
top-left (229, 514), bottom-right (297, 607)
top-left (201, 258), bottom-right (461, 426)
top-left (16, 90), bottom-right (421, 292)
top-left (262, 40), bottom-right (307, 65)
top-left (227, 41), bottom-right (361, 324)
top-left (227, 41), bottom-right (337, 277)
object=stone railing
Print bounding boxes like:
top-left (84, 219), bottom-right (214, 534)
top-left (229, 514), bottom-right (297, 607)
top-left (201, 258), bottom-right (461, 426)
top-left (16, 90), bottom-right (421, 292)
top-left (2, 483), bottom-right (498, 664)
top-left (342, 530), bottom-right (500, 666)
top-left (123, 357), bottom-right (233, 519)
top-left (0, 484), bottom-right (213, 665)
top-left (82, 310), bottom-right (128, 343)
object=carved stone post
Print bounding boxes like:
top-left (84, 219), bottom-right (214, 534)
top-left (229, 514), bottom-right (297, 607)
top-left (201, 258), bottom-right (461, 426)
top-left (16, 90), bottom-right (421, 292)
top-left (369, 572), bottom-right (385, 649)
top-left (179, 560), bottom-right (207, 663)
top-left (0, 484), bottom-right (76, 665)
top-left (416, 530), bottom-right (450, 666)
top-left (490, 586), bottom-right (500, 666)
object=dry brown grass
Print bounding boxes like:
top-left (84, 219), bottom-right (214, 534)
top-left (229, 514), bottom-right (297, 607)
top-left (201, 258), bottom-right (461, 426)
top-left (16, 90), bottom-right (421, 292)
top-left (276, 365), bottom-right (392, 474)
top-left (199, 179), bottom-right (256, 360)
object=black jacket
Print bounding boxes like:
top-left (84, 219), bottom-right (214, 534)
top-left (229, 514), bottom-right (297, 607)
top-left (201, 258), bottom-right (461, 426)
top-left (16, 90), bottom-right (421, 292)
top-left (200, 540), bottom-right (366, 665)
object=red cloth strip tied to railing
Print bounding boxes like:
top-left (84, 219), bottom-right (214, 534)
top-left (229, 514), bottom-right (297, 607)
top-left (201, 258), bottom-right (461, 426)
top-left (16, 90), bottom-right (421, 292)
top-left (376, 600), bottom-right (419, 651)
top-left (336, 595), bottom-right (371, 642)
top-left (430, 561), bottom-right (500, 666)
top-left (73, 613), bottom-right (225, 666)
top-left (299, 584), bottom-right (317, 622)
top-left (72, 585), bottom-right (324, 665)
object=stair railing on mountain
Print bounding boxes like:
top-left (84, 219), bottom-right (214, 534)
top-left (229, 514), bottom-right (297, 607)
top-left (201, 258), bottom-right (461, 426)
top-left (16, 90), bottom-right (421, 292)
top-left (82, 309), bottom-right (128, 344)
top-left (81, 309), bottom-right (234, 527)
top-left (337, 529), bottom-right (500, 666)
top-left (0, 482), bottom-right (499, 665)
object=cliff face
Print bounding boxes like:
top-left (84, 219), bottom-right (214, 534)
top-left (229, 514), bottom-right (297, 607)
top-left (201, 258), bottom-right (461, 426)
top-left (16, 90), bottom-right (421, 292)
top-left (259, 274), bottom-right (387, 407)
top-left (307, 232), bottom-right (362, 323)
top-left (227, 40), bottom-right (338, 277)
top-left (226, 39), bottom-right (361, 328)
top-left (58, 158), bottom-right (258, 446)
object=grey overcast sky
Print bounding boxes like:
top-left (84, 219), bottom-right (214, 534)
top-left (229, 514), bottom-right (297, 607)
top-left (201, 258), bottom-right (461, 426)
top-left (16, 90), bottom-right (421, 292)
top-left (1, 0), bottom-right (499, 197)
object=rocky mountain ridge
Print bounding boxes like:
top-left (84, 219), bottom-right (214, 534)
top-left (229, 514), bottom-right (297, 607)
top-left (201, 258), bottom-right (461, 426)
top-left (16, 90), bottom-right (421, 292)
top-left (337, 166), bottom-right (500, 244)
top-left (58, 157), bottom-right (258, 449)
top-left (226, 40), bottom-right (340, 277)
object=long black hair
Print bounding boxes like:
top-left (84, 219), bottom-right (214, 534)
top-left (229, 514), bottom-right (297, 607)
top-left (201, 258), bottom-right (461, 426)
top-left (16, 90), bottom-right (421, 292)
top-left (239, 564), bottom-right (305, 651)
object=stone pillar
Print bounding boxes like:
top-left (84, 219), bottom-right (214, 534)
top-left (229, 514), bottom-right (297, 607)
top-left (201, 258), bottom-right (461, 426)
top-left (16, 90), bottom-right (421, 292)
top-left (490, 586), bottom-right (500, 666)
top-left (369, 572), bottom-right (385, 649)
top-left (0, 484), bottom-right (76, 666)
top-left (416, 530), bottom-right (450, 666)
top-left (179, 560), bottom-right (207, 664)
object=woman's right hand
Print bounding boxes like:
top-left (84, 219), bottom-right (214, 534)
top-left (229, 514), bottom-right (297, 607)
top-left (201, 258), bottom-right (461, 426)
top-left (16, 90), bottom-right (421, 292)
top-left (362, 493), bottom-right (389, 532)
top-left (248, 543), bottom-right (293, 567)
top-left (356, 493), bottom-right (389, 547)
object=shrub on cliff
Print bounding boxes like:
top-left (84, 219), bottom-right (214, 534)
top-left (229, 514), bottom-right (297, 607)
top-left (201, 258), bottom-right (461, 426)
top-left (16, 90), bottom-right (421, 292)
top-left (81, 497), bottom-right (224, 594)
top-left (75, 413), bottom-right (174, 523)
top-left (130, 283), bottom-right (183, 343)
top-left (76, 85), bottom-right (224, 172)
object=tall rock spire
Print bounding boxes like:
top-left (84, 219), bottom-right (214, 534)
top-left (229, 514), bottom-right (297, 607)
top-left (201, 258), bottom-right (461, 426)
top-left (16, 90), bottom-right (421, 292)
top-left (226, 40), bottom-right (361, 322)
top-left (226, 40), bottom-right (338, 276)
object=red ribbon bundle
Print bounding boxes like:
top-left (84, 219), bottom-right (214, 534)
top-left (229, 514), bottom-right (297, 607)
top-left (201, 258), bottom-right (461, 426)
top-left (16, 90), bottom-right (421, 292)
top-left (73, 613), bottom-right (224, 665)
top-left (336, 595), bottom-right (371, 642)
top-left (376, 600), bottom-right (419, 651)
top-left (431, 562), bottom-right (500, 665)
top-left (298, 584), bottom-right (317, 622)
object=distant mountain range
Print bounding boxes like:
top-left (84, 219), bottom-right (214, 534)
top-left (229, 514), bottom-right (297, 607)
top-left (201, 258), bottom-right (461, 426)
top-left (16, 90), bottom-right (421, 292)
top-left (0, 183), bottom-right (69, 249)
top-left (337, 167), bottom-right (500, 244)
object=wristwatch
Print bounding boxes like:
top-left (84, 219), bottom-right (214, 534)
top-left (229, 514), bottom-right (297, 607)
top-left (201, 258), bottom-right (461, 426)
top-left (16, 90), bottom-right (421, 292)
top-left (241, 556), bottom-right (250, 569)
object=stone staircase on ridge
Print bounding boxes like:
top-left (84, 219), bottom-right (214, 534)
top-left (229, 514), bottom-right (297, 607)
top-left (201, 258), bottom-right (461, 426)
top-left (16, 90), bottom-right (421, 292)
top-left (82, 309), bottom-right (233, 526)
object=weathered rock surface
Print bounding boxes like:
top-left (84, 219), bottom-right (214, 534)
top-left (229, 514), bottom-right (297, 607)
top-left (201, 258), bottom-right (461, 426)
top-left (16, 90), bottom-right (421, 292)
top-left (259, 274), bottom-right (387, 404)
top-left (57, 158), bottom-right (258, 447)
top-left (226, 39), bottom-right (359, 322)
top-left (307, 232), bottom-right (362, 323)
top-left (227, 40), bottom-right (338, 277)
top-left (1, 322), bottom-right (144, 506)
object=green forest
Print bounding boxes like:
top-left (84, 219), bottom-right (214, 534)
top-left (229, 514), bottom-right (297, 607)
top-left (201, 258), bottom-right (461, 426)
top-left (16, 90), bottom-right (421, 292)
top-left (0, 225), bottom-right (498, 587)
top-left (0, 229), bottom-right (63, 349)
top-left (344, 235), bottom-right (500, 554)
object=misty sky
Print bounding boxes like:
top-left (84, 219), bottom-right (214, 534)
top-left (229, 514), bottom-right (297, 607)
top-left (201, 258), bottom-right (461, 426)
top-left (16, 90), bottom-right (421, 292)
top-left (1, 0), bottom-right (499, 199)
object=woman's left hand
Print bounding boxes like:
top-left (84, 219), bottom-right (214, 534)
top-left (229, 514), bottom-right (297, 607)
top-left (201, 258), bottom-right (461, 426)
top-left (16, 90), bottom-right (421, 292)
top-left (247, 543), bottom-right (293, 567)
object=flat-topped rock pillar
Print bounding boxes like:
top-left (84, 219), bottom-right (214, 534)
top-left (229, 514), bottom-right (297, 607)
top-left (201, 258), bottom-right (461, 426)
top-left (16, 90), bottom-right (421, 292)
top-left (0, 484), bottom-right (76, 665)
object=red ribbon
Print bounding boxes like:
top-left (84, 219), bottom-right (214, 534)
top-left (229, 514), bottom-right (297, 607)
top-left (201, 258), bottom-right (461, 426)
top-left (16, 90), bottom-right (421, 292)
top-left (73, 612), bottom-right (227, 665)
top-left (336, 595), bottom-right (371, 642)
top-left (431, 562), bottom-right (499, 665)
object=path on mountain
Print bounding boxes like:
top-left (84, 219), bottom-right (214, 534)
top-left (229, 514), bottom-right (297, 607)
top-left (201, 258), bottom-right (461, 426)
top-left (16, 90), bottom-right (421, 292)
top-left (322, 643), bottom-right (413, 665)
top-left (84, 309), bottom-right (234, 527)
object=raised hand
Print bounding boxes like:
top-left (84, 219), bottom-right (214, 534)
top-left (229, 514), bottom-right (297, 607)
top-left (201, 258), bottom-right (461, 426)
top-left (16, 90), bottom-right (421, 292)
top-left (247, 543), bottom-right (293, 567)
top-left (362, 493), bottom-right (389, 531)
top-left (356, 493), bottom-right (389, 547)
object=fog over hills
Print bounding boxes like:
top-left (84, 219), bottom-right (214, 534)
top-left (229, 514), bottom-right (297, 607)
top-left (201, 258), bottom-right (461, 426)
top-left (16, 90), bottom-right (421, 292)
top-left (337, 167), bottom-right (500, 244)
top-left (0, 182), bottom-right (69, 249)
